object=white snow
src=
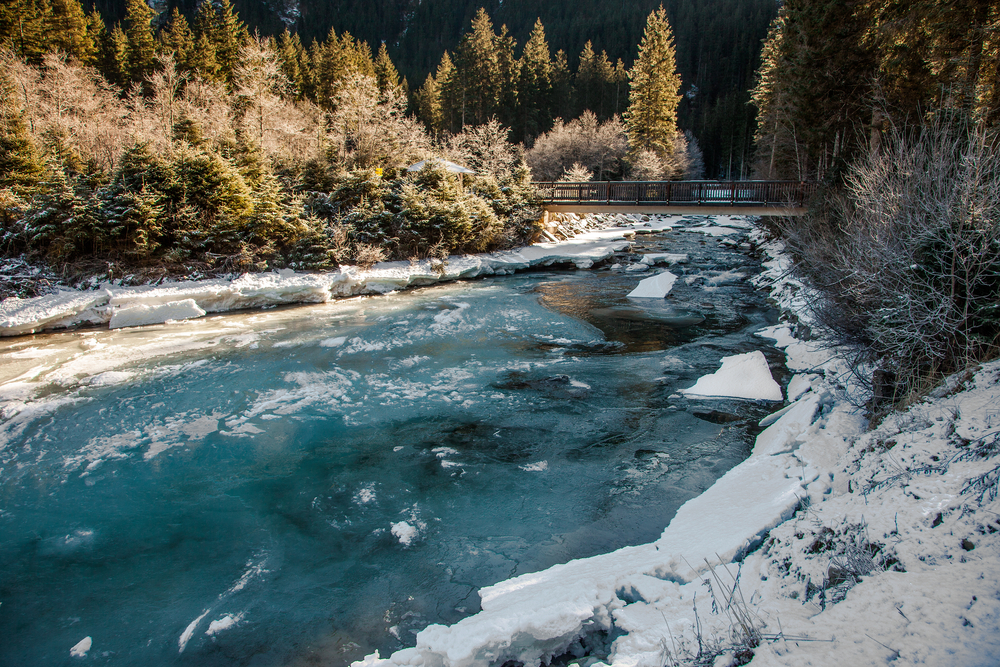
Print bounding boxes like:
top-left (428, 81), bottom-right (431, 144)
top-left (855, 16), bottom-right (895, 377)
top-left (626, 271), bottom-right (678, 299)
top-left (205, 613), bottom-right (243, 636)
top-left (681, 350), bottom-right (783, 401)
top-left (70, 636), bottom-right (92, 658)
top-left (0, 215), bottom-right (663, 337)
top-left (108, 299), bottom-right (206, 329)
top-left (391, 521), bottom-right (418, 546)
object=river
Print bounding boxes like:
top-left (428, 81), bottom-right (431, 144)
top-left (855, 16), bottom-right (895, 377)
top-left (0, 218), bottom-right (787, 666)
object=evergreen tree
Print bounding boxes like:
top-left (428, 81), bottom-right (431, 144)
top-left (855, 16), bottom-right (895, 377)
top-left (192, 0), bottom-right (221, 81)
top-left (435, 50), bottom-right (461, 133)
top-left (626, 5), bottom-right (682, 168)
top-left (159, 8), bottom-right (195, 72)
top-left (550, 49), bottom-right (573, 122)
top-left (0, 72), bottom-right (44, 190)
top-left (98, 23), bottom-right (129, 88)
top-left (516, 18), bottom-right (553, 142)
top-left (123, 0), bottom-right (158, 84)
top-left (454, 9), bottom-right (501, 127)
top-left (751, 0), bottom-right (876, 180)
top-left (373, 42), bottom-right (401, 94)
top-left (494, 24), bottom-right (519, 129)
top-left (48, 0), bottom-right (94, 64)
top-left (275, 29), bottom-right (307, 98)
top-left (212, 0), bottom-right (249, 83)
top-left (576, 41), bottom-right (616, 120)
top-left (415, 72), bottom-right (443, 136)
top-left (1, 0), bottom-right (51, 62)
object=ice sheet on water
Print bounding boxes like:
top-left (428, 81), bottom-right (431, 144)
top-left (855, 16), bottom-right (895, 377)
top-left (681, 350), bottom-right (782, 401)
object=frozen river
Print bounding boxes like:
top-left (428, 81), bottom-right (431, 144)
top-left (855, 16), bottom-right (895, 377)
top-left (0, 224), bottom-right (787, 665)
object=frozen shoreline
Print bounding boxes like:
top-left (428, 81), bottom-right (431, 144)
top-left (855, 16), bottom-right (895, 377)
top-left (348, 221), bottom-right (1000, 666)
top-left (0, 213), bottom-right (690, 337)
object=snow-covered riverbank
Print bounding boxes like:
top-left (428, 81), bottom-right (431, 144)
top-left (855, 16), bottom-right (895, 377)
top-left (1, 213), bottom-right (704, 337)
top-left (347, 224), bottom-right (1000, 666)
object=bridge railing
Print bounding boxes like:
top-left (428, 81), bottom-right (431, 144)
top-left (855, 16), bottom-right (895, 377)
top-left (533, 180), bottom-right (818, 208)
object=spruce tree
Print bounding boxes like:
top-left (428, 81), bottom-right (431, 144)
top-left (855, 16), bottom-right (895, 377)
top-left (455, 9), bottom-right (501, 127)
top-left (373, 42), bottom-right (401, 95)
top-left (551, 49), bottom-right (573, 122)
top-left (192, 0), bottom-right (221, 81)
top-left (415, 72), bottom-right (442, 136)
top-left (516, 18), bottom-right (553, 143)
top-left (1, 0), bottom-right (51, 62)
top-left (212, 0), bottom-right (249, 84)
top-left (123, 0), bottom-right (158, 84)
top-left (276, 29), bottom-right (306, 98)
top-left (626, 5), bottom-right (682, 168)
top-left (159, 8), bottom-right (195, 72)
top-left (98, 23), bottom-right (129, 88)
top-left (0, 72), bottom-right (44, 190)
top-left (48, 0), bottom-right (94, 64)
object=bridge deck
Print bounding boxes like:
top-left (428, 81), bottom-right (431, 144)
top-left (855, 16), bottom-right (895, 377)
top-left (534, 180), bottom-right (816, 216)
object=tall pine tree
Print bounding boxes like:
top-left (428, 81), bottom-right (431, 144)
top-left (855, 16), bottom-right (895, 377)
top-left (626, 6), bottom-right (682, 165)
top-left (516, 19), bottom-right (553, 143)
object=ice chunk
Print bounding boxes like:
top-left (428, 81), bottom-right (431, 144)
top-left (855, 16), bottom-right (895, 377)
top-left (681, 351), bottom-right (782, 401)
top-left (627, 271), bottom-right (678, 299)
top-left (109, 299), bottom-right (206, 329)
top-left (70, 636), bottom-right (92, 658)
top-left (179, 609), bottom-right (210, 653)
top-left (206, 613), bottom-right (242, 636)
top-left (391, 521), bottom-right (418, 546)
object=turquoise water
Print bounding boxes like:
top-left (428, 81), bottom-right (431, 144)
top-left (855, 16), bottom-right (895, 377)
top-left (0, 229), bottom-right (784, 666)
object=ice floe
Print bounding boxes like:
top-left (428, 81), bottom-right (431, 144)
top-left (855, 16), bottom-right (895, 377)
top-left (680, 350), bottom-right (783, 401)
top-left (70, 636), bottom-right (92, 658)
top-left (626, 271), bottom-right (678, 299)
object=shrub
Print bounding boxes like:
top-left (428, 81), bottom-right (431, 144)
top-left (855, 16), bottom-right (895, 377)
top-left (777, 121), bottom-right (1000, 401)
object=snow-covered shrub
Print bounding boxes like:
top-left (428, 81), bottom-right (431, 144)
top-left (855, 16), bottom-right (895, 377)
top-left (776, 121), bottom-right (1000, 404)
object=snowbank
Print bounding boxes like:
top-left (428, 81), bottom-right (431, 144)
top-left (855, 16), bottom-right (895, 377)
top-left (0, 214), bottom-right (658, 337)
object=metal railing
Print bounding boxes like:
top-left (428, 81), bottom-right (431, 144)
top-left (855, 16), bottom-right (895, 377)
top-left (533, 180), bottom-right (818, 208)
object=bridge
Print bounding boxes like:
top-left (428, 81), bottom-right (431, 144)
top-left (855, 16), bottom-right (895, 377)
top-left (533, 180), bottom-right (817, 216)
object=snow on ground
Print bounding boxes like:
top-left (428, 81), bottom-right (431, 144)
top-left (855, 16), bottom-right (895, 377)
top-left (352, 219), bottom-right (1000, 667)
top-left (0, 213), bottom-right (656, 337)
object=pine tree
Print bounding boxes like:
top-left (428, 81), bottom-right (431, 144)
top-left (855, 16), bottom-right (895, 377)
top-left (98, 23), bottom-right (129, 88)
top-left (373, 42), bottom-right (400, 95)
top-left (454, 9), bottom-right (501, 127)
top-left (435, 50), bottom-right (461, 133)
top-left (212, 0), bottom-right (249, 84)
top-left (415, 72), bottom-right (442, 136)
top-left (494, 24), bottom-right (518, 129)
top-left (159, 8), bottom-right (195, 72)
top-left (0, 72), bottom-right (44, 190)
top-left (516, 18), bottom-right (553, 143)
top-left (626, 5), bottom-right (682, 170)
top-left (275, 29), bottom-right (306, 98)
top-left (123, 0), bottom-right (158, 84)
top-left (192, 0), bottom-right (221, 81)
top-left (551, 49), bottom-right (573, 122)
top-left (48, 0), bottom-right (94, 64)
top-left (1, 0), bottom-right (51, 62)
top-left (576, 41), bottom-right (615, 120)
